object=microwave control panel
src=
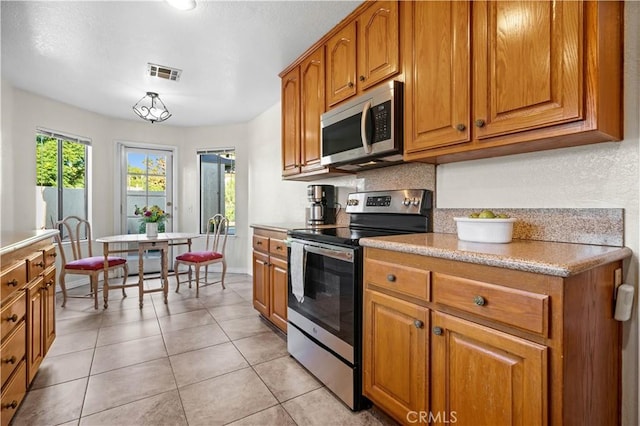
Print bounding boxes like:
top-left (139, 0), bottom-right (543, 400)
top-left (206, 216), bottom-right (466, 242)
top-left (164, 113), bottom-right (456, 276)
top-left (372, 100), bottom-right (392, 143)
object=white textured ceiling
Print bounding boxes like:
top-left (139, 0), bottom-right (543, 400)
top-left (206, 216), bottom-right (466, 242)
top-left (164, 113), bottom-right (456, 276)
top-left (1, 0), bottom-right (361, 127)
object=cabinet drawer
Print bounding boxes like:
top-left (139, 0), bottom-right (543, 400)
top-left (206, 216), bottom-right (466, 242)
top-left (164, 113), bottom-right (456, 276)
top-left (0, 360), bottom-right (26, 426)
top-left (43, 245), bottom-right (57, 268)
top-left (26, 252), bottom-right (45, 282)
top-left (432, 273), bottom-right (549, 335)
top-left (269, 238), bottom-right (288, 259)
top-left (0, 262), bottom-right (27, 302)
top-left (253, 235), bottom-right (270, 252)
top-left (1, 322), bottom-right (25, 387)
top-left (365, 258), bottom-right (430, 301)
top-left (1, 291), bottom-right (26, 342)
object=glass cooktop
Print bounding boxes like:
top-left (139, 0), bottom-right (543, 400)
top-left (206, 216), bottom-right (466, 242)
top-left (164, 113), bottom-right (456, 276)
top-left (289, 226), bottom-right (407, 247)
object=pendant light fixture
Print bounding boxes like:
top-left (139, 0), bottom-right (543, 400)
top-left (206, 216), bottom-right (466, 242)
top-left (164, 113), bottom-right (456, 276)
top-left (132, 92), bottom-right (172, 124)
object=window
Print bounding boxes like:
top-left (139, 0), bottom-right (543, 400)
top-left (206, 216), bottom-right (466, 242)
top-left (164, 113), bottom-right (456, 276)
top-left (36, 129), bottom-right (90, 232)
top-left (198, 149), bottom-right (235, 234)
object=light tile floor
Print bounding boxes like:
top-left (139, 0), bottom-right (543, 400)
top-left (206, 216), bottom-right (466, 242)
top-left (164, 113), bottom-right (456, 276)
top-left (13, 273), bottom-right (397, 426)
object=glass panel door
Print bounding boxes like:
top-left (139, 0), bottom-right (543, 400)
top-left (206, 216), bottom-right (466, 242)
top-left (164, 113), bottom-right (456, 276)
top-left (120, 146), bottom-right (174, 273)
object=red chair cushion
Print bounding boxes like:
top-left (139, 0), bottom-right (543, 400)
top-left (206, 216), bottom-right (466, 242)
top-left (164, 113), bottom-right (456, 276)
top-left (176, 251), bottom-right (223, 263)
top-left (66, 256), bottom-right (127, 271)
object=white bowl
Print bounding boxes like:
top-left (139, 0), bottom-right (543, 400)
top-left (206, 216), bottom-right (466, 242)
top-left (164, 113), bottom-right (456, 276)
top-left (453, 217), bottom-right (517, 244)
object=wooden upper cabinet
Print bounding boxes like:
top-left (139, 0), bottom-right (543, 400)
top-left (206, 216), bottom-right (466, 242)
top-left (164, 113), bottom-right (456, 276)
top-left (357, 0), bottom-right (400, 91)
top-left (300, 48), bottom-right (325, 173)
top-left (281, 67), bottom-right (300, 177)
top-left (473, 0), bottom-right (582, 139)
top-left (325, 23), bottom-right (357, 107)
top-left (326, 0), bottom-right (400, 107)
top-left (404, 1), bottom-right (471, 153)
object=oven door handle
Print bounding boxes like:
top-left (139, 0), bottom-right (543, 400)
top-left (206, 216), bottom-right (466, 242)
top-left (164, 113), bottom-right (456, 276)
top-left (304, 244), bottom-right (354, 263)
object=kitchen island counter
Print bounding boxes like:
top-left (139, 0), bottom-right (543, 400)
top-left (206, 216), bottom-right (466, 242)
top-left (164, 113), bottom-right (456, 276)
top-left (360, 233), bottom-right (632, 277)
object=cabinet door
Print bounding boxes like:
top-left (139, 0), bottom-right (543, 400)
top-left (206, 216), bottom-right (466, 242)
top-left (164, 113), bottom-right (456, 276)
top-left (300, 48), bottom-right (325, 173)
top-left (363, 289), bottom-right (428, 423)
top-left (357, 0), bottom-right (400, 91)
top-left (252, 251), bottom-right (270, 317)
top-left (26, 278), bottom-right (44, 384)
top-left (43, 268), bottom-right (56, 354)
top-left (404, 1), bottom-right (470, 153)
top-left (326, 22), bottom-right (357, 107)
top-left (473, 0), bottom-right (582, 139)
top-left (431, 312), bottom-right (547, 426)
top-left (269, 256), bottom-right (288, 333)
top-left (281, 67), bottom-right (301, 177)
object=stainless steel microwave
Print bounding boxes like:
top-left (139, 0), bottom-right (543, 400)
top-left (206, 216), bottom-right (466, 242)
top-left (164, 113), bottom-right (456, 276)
top-left (320, 80), bottom-right (403, 171)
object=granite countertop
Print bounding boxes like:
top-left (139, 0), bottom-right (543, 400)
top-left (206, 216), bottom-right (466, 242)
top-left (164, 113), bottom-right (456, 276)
top-left (360, 233), bottom-right (632, 277)
top-left (0, 229), bottom-right (60, 256)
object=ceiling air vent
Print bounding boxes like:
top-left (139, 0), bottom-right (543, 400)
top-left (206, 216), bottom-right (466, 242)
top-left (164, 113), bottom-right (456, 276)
top-left (147, 63), bottom-right (181, 82)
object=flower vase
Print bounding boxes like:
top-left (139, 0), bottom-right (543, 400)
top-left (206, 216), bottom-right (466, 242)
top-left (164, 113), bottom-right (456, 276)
top-left (146, 222), bottom-right (158, 238)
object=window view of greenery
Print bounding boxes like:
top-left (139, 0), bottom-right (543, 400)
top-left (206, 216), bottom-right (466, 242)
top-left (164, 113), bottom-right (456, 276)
top-left (199, 149), bottom-right (235, 234)
top-left (36, 133), bottom-right (88, 233)
top-left (126, 152), bottom-right (169, 234)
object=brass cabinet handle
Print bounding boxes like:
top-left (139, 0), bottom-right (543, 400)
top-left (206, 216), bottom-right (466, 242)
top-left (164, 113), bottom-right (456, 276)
top-left (276, 246), bottom-right (282, 251)
top-left (48, 252), bottom-right (57, 258)
top-left (456, 123), bottom-right (466, 131)
top-left (257, 241), bottom-right (263, 245)
top-left (46, 280), bottom-right (54, 288)
top-left (7, 279), bottom-right (18, 287)
top-left (414, 320), bottom-right (423, 329)
top-left (359, 75), bottom-right (365, 82)
top-left (474, 295), bottom-right (486, 306)
top-left (386, 274), bottom-right (396, 282)
top-left (34, 261), bottom-right (45, 268)
top-left (432, 326), bottom-right (443, 336)
top-left (3, 356), bottom-right (16, 364)
top-left (2, 400), bottom-right (18, 410)
top-left (475, 119), bottom-right (486, 128)
top-left (348, 82), bottom-right (354, 88)
top-left (8, 314), bottom-right (18, 322)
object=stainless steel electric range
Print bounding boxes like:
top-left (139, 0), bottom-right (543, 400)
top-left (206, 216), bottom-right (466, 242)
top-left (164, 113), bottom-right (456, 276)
top-left (287, 189), bottom-right (432, 410)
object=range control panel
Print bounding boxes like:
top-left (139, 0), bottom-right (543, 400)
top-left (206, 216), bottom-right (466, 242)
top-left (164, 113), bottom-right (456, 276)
top-left (345, 189), bottom-right (432, 215)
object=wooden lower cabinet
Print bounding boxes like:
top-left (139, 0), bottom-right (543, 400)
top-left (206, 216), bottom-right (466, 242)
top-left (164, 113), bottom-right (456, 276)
top-left (363, 246), bottom-right (623, 426)
top-left (252, 228), bottom-right (288, 333)
top-left (363, 289), bottom-right (428, 423)
top-left (431, 312), bottom-right (547, 426)
top-left (1, 234), bottom-right (57, 426)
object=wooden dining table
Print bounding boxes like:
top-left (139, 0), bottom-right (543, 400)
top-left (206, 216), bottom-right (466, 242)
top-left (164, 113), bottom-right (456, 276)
top-left (96, 232), bottom-right (200, 308)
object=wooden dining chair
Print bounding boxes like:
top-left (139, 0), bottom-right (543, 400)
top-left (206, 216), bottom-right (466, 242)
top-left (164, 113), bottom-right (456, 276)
top-left (55, 216), bottom-right (129, 309)
top-left (175, 214), bottom-right (228, 297)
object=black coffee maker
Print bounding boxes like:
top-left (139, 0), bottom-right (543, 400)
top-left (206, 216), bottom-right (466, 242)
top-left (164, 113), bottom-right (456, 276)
top-left (306, 185), bottom-right (336, 226)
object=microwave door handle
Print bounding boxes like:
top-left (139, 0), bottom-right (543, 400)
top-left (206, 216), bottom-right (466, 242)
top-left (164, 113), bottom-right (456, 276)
top-left (360, 101), bottom-right (373, 154)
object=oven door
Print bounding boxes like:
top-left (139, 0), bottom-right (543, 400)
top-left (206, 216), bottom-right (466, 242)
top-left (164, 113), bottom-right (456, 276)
top-left (288, 239), bottom-right (359, 364)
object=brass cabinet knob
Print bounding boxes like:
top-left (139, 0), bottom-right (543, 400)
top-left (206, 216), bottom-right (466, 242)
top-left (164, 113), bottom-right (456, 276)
top-left (3, 356), bottom-right (16, 364)
top-left (8, 314), bottom-right (18, 322)
top-left (386, 274), bottom-right (396, 282)
top-left (359, 75), bottom-right (365, 82)
top-left (475, 119), bottom-right (486, 128)
top-left (7, 279), bottom-right (18, 287)
top-left (456, 123), bottom-right (466, 131)
top-left (34, 261), bottom-right (45, 268)
top-left (414, 320), bottom-right (424, 329)
top-left (474, 295), bottom-right (486, 306)
top-left (348, 82), bottom-right (354, 88)
top-left (432, 326), bottom-right (443, 336)
top-left (2, 400), bottom-right (18, 410)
